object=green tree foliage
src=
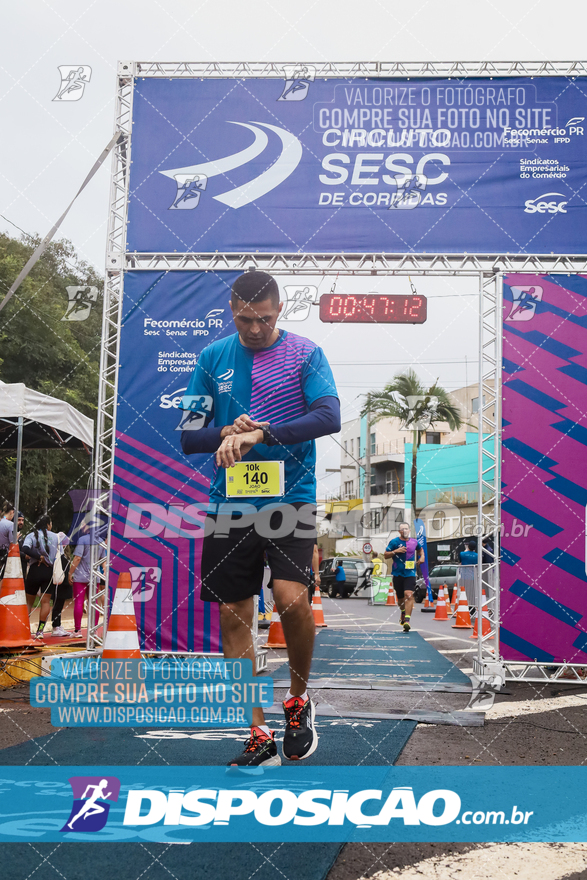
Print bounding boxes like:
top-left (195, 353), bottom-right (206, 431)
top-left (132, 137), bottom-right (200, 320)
top-left (0, 233), bottom-right (102, 531)
top-left (361, 369), bottom-right (462, 521)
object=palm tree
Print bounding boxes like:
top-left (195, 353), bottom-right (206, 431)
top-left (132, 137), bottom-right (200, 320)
top-left (361, 369), bottom-right (462, 526)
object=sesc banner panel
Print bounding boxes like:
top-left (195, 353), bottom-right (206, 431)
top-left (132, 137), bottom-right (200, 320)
top-left (127, 76), bottom-right (587, 254)
top-left (501, 274), bottom-right (587, 664)
top-left (111, 270), bottom-right (239, 653)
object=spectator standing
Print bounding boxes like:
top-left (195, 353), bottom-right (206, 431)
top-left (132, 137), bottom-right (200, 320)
top-left (51, 532), bottom-right (73, 636)
top-left (68, 526), bottom-right (100, 637)
top-left (0, 505), bottom-right (23, 578)
top-left (23, 515), bottom-right (59, 639)
top-left (459, 541), bottom-right (479, 566)
top-left (482, 537), bottom-right (494, 564)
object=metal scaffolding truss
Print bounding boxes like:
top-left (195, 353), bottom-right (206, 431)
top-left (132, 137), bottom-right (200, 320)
top-left (87, 66), bottom-right (134, 652)
top-left (473, 272), bottom-right (504, 687)
top-left (125, 252), bottom-right (587, 276)
top-left (129, 60), bottom-right (587, 78)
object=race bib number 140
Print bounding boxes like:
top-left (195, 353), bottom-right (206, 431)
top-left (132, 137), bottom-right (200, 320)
top-left (225, 461), bottom-right (285, 498)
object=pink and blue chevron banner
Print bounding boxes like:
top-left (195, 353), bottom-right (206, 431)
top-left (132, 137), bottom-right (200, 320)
top-left (501, 274), bottom-right (587, 664)
top-left (111, 271), bottom-right (240, 652)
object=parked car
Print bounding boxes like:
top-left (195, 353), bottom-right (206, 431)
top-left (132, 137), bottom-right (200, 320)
top-left (413, 565), bottom-right (458, 603)
top-left (319, 557), bottom-right (373, 598)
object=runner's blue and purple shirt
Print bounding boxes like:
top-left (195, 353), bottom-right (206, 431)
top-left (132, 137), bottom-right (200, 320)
top-left (183, 329), bottom-right (338, 508)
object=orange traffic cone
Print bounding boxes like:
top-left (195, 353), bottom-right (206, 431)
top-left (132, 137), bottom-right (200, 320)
top-left (312, 583), bottom-right (327, 627)
top-left (0, 543), bottom-right (36, 648)
top-left (385, 581), bottom-right (397, 606)
top-left (450, 583), bottom-right (458, 610)
top-left (470, 588), bottom-right (493, 639)
top-left (263, 606), bottom-right (287, 648)
top-left (452, 586), bottom-right (473, 629)
top-left (433, 585), bottom-right (449, 621)
top-left (101, 572), bottom-right (141, 658)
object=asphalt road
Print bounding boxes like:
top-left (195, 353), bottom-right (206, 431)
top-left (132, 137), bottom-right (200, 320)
top-left (310, 598), bottom-right (587, 879)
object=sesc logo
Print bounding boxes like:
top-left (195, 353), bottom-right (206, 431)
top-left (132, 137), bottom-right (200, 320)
top-left (160, 387), bottom-right (187, 409)
top-left (524, 192), bottom-right (568, 215)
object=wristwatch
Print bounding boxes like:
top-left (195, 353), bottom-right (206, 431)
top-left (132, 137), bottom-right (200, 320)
top-left (261, 424), bottom-right (272, 445)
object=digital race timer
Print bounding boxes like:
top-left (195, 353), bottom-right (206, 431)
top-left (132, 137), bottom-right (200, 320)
top-left (319, 294), bottom-right (427, 324)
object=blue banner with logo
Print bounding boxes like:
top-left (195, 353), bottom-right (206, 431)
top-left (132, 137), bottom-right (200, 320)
top-left (111, 270), bottom-right (239, 653)
top-left (126, 76), bottom-right (587, 254)
top-left (414, 517), bottom-right (433, 602)
top-left (0, 766), bottom-right (585, 842)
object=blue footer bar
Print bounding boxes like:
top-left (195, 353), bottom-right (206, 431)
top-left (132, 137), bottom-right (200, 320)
top-left (0, 766), bottom-right (584, 842)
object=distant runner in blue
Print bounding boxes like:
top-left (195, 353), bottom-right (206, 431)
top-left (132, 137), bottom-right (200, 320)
top-left (181, 271), bottom-right (340, 768)
top-left (384, 521), bottom-right (424, 632)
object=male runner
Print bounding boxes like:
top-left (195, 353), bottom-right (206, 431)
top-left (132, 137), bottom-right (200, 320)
top-left (181, 271), bottom-right (340, 766)
top-left (384, 522), bottom-right (424, 632)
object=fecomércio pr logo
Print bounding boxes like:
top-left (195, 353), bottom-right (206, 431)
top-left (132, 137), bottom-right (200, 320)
top-left (60, 776), bottom-right (121, 833)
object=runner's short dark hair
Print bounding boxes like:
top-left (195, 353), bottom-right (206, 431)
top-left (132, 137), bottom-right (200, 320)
top-left (231, 271), bottom-right (280, 307)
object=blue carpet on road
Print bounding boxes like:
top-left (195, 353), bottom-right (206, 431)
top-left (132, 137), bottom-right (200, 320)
top-left (270, 629), bottom-right (471, 686)
top-left (0, 718), bottom-right (415, 880)
top-left (0, 715), bottom-right (415, 766)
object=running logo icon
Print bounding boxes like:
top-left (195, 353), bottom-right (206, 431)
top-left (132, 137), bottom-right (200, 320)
top-left (506, 286), bottom-right (543, 322)
top-left (402, 395), bottom-right (439, 431)
top-left (278, 64), bottom-right (315, 101)
top-left (170, 173), bottom-right (208, 210)
top-left (280, 286), bottom-right (318, 321)
top-left (128, 566), bottom-right (161, 602)
top-left (176, 394), bottom-right (213, 430)
top-left (61, 776), bottom-right (120, 832)
top-left (53, 66), bottom-right (92, 102)
top-left (62, 286), bottom-right (98, 322)
top-left (389, 174), bottom-right (427, 210)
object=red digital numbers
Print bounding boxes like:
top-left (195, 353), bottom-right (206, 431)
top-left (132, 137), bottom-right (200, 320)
top-left (319, 294), bottom-right (427, 324)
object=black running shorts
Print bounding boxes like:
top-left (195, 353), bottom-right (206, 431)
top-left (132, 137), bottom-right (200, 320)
top-left (25, 564), bottom-right (56, 598)
top-left (201, 502), bottom-right (316, 604)
top-left (393, 575), bottom-right (416, 600)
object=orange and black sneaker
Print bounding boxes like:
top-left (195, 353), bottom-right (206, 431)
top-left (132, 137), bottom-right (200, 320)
top-left (282, 696), bottom-right (318, 761)
top-left (227, 727), bottom-right (281, 767)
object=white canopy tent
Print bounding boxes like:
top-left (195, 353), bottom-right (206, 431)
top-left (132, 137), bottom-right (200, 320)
top-left (0, 383), bottom-right (94, 544)
top-left (0, 383), bottom-right (94, 450)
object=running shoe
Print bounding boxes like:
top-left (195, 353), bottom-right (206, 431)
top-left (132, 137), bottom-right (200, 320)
top-left (227, 727), bottom-right (281, 767)
top-left (403, 619), bottom-right (411, 633)
top-left (33, 629), bottom-right (45, 640)
top-left (282, 696), bottom-right (318, 761)
top-left (73, 631), bottom-right (83, 638)
top-left (52, 626), bottom-right (72, 637)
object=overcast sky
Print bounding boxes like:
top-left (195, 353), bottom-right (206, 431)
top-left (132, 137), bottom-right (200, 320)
top-left (2, 0), bottom-right (585, 494)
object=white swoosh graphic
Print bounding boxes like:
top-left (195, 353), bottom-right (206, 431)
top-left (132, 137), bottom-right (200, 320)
top-left (160, 122), bottom-right (269, 180)
top-left (214, 122), bottom-right (303, 208)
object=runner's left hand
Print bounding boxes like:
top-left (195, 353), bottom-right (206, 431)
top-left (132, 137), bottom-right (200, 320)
top-left (216, 429), bottom-right (264, 467)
